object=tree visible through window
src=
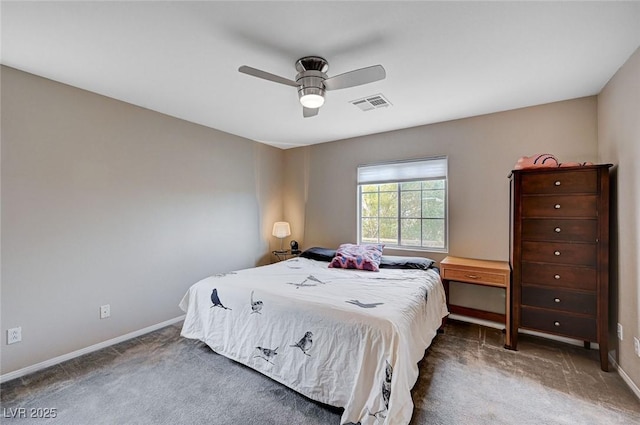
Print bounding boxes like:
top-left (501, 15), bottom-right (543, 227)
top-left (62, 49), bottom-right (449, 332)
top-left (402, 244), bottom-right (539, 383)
top-left (357, 157), bottom-right (447, 251)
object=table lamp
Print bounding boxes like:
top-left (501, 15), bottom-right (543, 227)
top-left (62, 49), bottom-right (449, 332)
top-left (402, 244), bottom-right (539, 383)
top-left (272, 222), bottom-right (291, 253)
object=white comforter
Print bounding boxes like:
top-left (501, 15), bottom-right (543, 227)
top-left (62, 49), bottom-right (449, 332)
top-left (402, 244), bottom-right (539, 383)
top-left (179, 257), bottom-right (448, 425)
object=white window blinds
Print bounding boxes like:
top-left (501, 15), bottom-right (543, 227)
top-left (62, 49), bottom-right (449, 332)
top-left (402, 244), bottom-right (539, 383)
top-left (357, 156), bottom-right (448, 184)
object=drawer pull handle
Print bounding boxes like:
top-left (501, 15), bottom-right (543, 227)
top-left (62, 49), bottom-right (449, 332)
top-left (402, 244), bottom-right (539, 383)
top-left (465, 274), bottom-right (479, 279)
top-left (554, 204), bottom-right (561, 209)
top-left (554, 227), bottom-right (561, 233)
top-left (554, 321), bottom-right (561, 327)
top-left (555, 181), bottom-right (561, 186)
top-left (554, 298), bottom-right (561, 303)
top-left (554, 251), bottom-right (561, 256)
top-left (554, 274), bottom-right (561, 280)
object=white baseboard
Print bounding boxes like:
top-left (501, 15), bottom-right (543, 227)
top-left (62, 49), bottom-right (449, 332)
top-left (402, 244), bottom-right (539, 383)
top-left (448, 313), bottom-right (505, 330)
top-left (0, 315), bottom-right (185, 384)
top-left (6, 314), bottom-right (640, 403)
top-left (608, 354), bottom-right (640, 401)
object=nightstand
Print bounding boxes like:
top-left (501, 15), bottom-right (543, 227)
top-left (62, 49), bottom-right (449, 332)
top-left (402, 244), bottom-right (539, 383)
top-left (440, 256), bottom-right (512, 348)
top-left (272, 250), bottom-right (301, 262)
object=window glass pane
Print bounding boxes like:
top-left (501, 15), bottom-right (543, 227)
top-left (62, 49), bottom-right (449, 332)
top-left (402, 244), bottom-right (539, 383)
top-left (379, 218), bottom-right (398, 244)
top-left (357, 158), bottom-right (447, 251)
top-left (400, 181), bottom-right (421, 190)
top-left (361, 193), bottom-right (379, 217)
top-left (422, 180), bottom-right (445, 190)
top-left (400, 191), bottom-right (421, 218)
top-left (361, 184), bottom-right (379, 193)
top-left (422, 189), bottom-right (445, 218)
top-left (361, 218), bottom-right (379, 242)
top-left (400, 219), bottom-right (421, 246)
top-left (379, 183), bottom-right (398, 192)
top-left (422, 219), bottom-right (445, 248)
top-left (379, 191), bottom-right (398, 217)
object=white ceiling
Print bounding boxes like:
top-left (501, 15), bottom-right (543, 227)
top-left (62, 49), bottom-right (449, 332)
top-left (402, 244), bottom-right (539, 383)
top-left (2, 1), bottom-right (640, 149)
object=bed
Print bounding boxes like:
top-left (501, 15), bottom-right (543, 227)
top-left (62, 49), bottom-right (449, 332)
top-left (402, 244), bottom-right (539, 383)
top-left (179, 247), bottom-right (448, 425)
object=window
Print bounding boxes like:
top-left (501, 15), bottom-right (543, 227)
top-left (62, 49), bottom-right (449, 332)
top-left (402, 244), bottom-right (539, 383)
top-left (357, 157), bottom-right (448, 251)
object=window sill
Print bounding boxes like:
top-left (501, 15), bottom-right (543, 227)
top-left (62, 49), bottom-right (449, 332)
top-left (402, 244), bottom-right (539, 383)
top-left (378, 245), bottom-right (448, 255)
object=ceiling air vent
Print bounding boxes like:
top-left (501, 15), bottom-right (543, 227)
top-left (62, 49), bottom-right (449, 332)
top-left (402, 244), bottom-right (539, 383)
top-left (350, 94), bottom-right (392, 112)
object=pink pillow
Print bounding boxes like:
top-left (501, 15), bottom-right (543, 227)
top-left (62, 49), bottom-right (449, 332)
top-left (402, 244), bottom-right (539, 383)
top-left (329, 243), bottom-right (384, 271)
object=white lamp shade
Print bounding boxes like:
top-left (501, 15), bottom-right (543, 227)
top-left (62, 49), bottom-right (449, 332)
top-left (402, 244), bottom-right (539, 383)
top-left (272, 222), bottom-right (291, 238)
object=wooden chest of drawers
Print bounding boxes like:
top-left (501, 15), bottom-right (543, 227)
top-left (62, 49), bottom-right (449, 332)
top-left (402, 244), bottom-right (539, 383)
top-left (509, 165), bottom-right (611, 371)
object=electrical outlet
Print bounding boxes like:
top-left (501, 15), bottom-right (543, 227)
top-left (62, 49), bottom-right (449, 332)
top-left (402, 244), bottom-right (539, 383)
top-left (100, 304), bottom-right (110, 319)
top-left (634, 337), bottom-right (640, 358)
top-left (7, 327), bottom-right (22, 345)
top-left (617, 323), bottom-right (623, 340)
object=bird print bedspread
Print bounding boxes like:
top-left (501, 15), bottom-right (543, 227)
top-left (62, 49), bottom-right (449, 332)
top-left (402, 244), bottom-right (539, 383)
top-left (179, 257), bottom-right (448, 425)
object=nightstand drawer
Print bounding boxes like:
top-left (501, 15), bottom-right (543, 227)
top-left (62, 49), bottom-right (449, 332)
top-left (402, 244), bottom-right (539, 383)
top-left (522, 285), bottom-right (596, 315)
top-left (522, 241), bottom-right (596, 266)
top-left (521, 170), bottom-right (597, 194)
top-left (521, 307), bottom-right (596, 341)
top-left (522, 195), bottom-right (597, 218)
top-left (441, 268), bottom-right (508, 287)
top-left (521, 262), bottom-right (596, 291)
top-left (522, 219), bottom-right (597, 243)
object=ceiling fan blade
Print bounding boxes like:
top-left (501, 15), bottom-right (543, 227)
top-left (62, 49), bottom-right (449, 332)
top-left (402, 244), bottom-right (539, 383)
top-left (303, 107), bottom-right (319, 118)
top-left (323, 65), bottom-right (386, 91)
top-left (238, 65), bottom-right (299, 87)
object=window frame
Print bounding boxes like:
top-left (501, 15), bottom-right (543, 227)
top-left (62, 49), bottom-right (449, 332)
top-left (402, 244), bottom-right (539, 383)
top-left (356, 156), bottom-right (449, 253)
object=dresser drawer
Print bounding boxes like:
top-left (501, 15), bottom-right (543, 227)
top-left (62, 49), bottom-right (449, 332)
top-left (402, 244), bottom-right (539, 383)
top-left (522, 195), bottom-right (597, 218)
top-left (522, 241), bottom-right (596, 266)
top-left (521, 285), bottom-right (596, 315)
top-left (521, 307), bottom-right (597, 341)
top-left (521, 170), bottom-right (597, 194)
top-left (522, 219), bottom-right (597, 242)
top-left (441, 268), bottom-right (508, 286)
top-left (520, 262), bottom-right (596, 291)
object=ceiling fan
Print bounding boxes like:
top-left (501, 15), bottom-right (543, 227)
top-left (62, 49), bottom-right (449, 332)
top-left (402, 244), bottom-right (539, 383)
top-left (238, 56), bottom-right (386, 118)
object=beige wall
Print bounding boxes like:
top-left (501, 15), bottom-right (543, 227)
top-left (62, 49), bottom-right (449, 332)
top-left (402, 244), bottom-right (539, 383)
top-left (0, 66), bottom-right (284, 374)
top-left (284, 97), bottom-right (598, 313)
top-left (598, 47), bottom-right (640, 388)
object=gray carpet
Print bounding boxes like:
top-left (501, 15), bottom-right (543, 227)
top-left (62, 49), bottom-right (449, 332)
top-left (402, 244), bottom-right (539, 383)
top-left (1, 320), bottom-right (639, 424)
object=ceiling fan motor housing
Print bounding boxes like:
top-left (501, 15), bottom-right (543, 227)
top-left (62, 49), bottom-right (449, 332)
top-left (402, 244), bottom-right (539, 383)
top-left (296, 57), bottom-right (329, 108)
top-left (297, 70), bottom-right (327, 103)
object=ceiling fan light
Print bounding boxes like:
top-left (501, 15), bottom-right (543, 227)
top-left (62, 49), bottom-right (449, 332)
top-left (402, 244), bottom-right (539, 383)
top-left (300, 93), bottom-right (325, 108)
top-left (298, 86), bottom-right (325, 109)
